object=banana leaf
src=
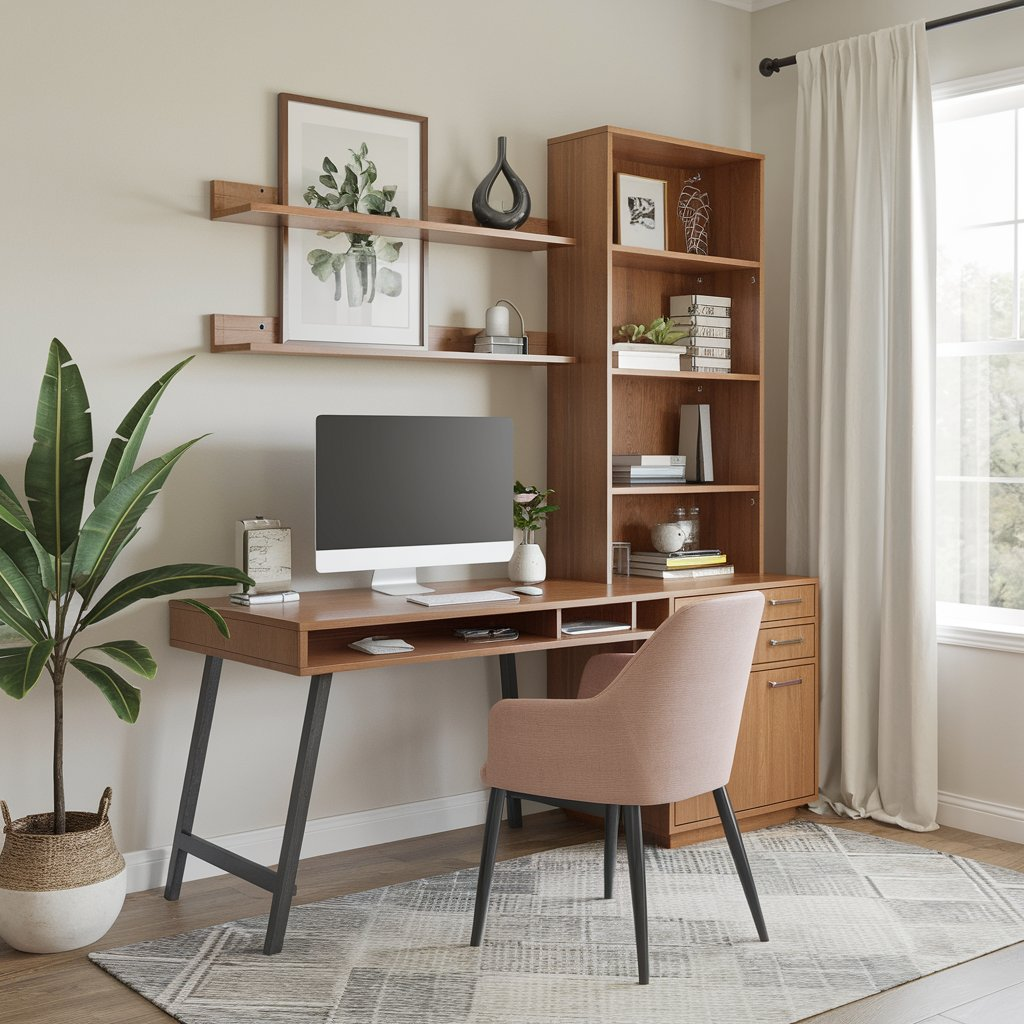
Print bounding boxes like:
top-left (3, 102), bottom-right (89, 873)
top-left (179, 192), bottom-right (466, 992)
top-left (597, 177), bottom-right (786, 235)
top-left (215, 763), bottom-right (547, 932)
top-left (0, 640), bottom-right (54, 699)
top-left (24, 340), bottom-right (93, 558)
top-left (83, 562), bottom-right (251, 626)
top-left (72, 438), bottom-right (202, 595)
top-left (70, 657), bottom-right (141, 722)
top-left (76, 639), bottom-right (157, 679)
top-left (94, 357), bottom-right (192, 505)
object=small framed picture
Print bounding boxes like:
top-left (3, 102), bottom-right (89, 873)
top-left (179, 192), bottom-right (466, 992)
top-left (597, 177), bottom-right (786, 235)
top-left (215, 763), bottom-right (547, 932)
top-left (615, 173), bottom-right (667, 250)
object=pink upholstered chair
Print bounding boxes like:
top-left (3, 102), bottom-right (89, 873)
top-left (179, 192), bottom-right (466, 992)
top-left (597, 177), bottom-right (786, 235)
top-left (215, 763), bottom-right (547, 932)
top-left (470, 591), bottom-right (768, 984)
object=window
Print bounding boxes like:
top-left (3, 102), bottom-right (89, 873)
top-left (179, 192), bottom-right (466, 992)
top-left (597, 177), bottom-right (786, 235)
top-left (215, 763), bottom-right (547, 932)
top-left (934, 73), bottom-right (1024, 646)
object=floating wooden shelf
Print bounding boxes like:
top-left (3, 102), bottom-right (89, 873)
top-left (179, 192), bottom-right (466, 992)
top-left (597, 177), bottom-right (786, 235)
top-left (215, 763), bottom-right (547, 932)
top-left (210, 315), bottom-right (574, 364)
top-left (210, 181), bottom-right (575, 252)
top-left (611, 245), bottom-right (760, 274)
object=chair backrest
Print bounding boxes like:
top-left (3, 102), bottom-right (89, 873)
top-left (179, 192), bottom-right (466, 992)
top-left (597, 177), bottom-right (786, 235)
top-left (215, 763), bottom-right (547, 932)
top-left (586, 591), bottom-right (765, 805)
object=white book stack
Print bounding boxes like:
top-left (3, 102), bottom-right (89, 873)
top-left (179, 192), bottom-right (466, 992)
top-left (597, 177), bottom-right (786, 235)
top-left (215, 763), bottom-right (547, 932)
top-left (612, 453), bottom-right (686, 485)
top-left (669, 293), bottom-right (732, 373)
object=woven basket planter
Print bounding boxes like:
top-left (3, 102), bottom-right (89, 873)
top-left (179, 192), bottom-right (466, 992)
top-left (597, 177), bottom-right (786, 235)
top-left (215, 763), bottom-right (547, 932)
top-left (0, 787), bottom-right (126, 953)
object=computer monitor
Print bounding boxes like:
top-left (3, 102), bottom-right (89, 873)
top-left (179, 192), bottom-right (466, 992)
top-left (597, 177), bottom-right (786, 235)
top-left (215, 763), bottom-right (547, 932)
top-left (315, 414), bottom-right (515, 595)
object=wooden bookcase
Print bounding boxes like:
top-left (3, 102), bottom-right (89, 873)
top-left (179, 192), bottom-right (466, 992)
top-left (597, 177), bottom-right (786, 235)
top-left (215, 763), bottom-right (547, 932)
top-left (544, 126), bottom-right (818, 847)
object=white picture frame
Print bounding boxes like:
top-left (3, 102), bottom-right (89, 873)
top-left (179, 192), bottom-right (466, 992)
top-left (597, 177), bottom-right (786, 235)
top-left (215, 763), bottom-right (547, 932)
top-left (279, 94), bottom-right (427, 347)
top-left (615, 172), bottom-right (668, 250)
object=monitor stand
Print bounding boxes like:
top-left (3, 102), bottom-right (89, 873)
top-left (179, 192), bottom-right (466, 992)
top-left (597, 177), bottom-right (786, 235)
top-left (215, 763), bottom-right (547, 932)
top-left (370, 567), bottom-right (434, 597)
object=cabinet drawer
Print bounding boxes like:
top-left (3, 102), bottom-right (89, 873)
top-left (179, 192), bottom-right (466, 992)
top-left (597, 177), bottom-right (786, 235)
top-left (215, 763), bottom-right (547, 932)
top-left (761, 584), bottom-right (815, 622)
top-left (754, 623), bottom-right (815, 664)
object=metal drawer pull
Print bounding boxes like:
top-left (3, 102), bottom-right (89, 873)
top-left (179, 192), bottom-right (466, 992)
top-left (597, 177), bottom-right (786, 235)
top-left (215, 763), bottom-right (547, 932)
top-left (769, 678), bottom-right (803, 688)
top-left (768, 597), bottom-right (803, 606)
top-left (768, 637), bottom-right (803, 647)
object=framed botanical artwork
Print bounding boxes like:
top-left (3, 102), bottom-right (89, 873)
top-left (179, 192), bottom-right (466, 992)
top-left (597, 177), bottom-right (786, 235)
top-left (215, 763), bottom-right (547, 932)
top-left (615, 172), bottom-right (668, 250)
top-left (279, 94), bottom-right (428, 347)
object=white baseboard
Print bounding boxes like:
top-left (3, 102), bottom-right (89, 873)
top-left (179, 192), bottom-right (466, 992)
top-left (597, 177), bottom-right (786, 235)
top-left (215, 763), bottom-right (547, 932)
top-left (125, 790), bottom-right (501, 894)
top-left (937, 790), bottom-right (1024, 845)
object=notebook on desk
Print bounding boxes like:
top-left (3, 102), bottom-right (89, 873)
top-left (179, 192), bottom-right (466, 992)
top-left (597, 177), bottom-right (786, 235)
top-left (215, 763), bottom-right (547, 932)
top-left (561, 620), bottom-right (632, 636)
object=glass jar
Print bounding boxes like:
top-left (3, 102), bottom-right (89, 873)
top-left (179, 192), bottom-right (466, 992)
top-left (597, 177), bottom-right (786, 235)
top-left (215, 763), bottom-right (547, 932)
top-left (684, 507), bottom-right (700, 551)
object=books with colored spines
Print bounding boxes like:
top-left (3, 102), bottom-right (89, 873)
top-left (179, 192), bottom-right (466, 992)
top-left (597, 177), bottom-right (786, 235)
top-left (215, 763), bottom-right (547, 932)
top-left (628, 563), bottom-right (735, 579)
top-left (612, 454), bottom-right (686, 467)
top-left (669, 294), bottom-right (732, 317)
top-left (629, 549), bottom-right (727, 568)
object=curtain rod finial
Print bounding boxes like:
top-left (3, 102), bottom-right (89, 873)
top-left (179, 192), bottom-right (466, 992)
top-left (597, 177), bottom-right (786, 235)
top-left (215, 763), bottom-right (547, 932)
top-left (759, 57), bottom-right (781, 77)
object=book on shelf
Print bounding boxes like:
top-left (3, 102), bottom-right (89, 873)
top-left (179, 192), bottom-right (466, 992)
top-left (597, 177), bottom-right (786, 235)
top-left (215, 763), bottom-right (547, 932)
top-left (689, 344), bottom-right (731, 358)
top-left (669, 294), bottom-right (732, 317)
top-left (669, 321), bottom-right (731, 340)
top-left (474, 338), bottom-right (527, 354)
top-left (629, 550), bottom-right (727, 568)
top-left (678, 403), bottom-right (714, 482)
top-left (613, 350), bottom-right (680, 370)
top-left (613, 473), bottom-right (686, 485)
top-left (680, 354), bottom-right (731, 372)
top-left (612, 462), bottom-right (686, 476)
top-left (629, 564), bottom-right (735, 579)
top-left (612, 454), bottom-right (686, 467)
top-left (670, 314), bottom-right (732, 328)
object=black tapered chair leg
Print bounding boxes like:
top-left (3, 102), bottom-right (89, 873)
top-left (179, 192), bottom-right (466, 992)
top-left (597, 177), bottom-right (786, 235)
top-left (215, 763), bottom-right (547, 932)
top-left (603, 804), bottom-right (620, 899)
top-left (470, 787), bottom-right (507, 947)
top-left (713, 786), bottom-right (768, 941)
top-left (623, 805), bottom-right (650, 984)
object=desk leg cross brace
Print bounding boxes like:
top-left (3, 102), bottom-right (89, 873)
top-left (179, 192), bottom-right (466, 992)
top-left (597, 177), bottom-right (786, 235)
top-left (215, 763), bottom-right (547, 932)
top-left (163, 656), bottom-right (335, 955)
top-left (497, 653), bottom-right (523, 829)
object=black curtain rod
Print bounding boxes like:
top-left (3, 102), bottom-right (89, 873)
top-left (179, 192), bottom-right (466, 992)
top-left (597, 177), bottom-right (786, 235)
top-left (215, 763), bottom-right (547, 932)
top-left (758, 0), bottom-right (1024, 77)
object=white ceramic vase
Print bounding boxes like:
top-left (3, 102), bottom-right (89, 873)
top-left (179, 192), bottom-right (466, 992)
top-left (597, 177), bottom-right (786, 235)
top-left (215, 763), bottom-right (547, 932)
top-left (508, 541), bottom-right (546, 584)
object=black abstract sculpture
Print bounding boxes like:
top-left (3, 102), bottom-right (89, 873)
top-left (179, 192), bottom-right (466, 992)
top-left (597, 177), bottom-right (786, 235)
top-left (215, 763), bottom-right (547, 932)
top-left (472, 136), bottom-right (531, 230)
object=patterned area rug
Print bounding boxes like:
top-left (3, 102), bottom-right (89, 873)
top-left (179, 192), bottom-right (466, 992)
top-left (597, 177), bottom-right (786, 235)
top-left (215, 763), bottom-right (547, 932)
top-left (90, 820), bottom-right (1024, 1024)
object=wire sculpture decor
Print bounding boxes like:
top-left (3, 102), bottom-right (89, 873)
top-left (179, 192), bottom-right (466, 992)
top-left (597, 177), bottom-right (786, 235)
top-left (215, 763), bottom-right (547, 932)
top-left (677, 173), bottom-right (711, 255)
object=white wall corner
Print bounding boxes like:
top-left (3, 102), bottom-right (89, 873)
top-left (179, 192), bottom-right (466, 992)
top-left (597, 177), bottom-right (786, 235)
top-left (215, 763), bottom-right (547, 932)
top-left (937, 791), bottom-right (1024, 845)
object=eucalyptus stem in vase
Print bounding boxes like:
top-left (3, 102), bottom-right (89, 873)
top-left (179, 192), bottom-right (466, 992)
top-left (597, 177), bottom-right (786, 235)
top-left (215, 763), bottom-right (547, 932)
top-left (510, 481), bottom-right (559, 584)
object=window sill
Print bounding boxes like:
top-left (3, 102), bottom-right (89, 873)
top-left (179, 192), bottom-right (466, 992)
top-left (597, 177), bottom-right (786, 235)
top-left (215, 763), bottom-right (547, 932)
top-left (937, 623), bottom-right (1024, 654)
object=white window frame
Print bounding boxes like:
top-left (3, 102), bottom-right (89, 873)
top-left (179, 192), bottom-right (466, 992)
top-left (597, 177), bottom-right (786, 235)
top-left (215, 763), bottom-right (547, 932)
top-left (933, 68), bottom-right (1024, 653)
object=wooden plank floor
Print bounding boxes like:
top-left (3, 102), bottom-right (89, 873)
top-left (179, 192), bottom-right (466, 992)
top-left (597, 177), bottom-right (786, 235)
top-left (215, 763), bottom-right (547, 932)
top-left (1, 808), bottom-right (1022, 1024)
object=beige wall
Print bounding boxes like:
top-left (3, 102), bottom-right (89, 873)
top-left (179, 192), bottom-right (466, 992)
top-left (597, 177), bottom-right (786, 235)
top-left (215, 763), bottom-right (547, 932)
top-left (0, 0), bottom-right (752, 862)
top-left (751, 0), bottom-right (1024, 836)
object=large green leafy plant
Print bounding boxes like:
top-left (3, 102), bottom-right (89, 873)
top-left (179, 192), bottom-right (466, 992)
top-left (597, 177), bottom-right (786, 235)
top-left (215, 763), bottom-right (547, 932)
top-left (0, 341), bottom-right (251, 833)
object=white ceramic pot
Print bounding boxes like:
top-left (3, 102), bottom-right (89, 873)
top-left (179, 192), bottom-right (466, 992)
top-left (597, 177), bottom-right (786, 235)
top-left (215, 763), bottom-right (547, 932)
top-left (508, 542), bottom-right (546, 584)
top-left (0, 789), bottom-right (127, 953)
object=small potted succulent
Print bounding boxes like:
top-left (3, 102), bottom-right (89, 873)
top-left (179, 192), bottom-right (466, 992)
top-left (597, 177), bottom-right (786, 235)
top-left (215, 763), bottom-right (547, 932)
top-left (0, 340), bottom-right (251, 953)
top-left (509, 481), bottom-right (559, 584)
top-left (617, 317), bottom-right (687, 345)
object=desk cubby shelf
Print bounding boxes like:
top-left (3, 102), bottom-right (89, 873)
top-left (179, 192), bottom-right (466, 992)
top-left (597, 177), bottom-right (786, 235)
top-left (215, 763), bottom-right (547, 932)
top-left (208, 180), bottom-right (577, 363)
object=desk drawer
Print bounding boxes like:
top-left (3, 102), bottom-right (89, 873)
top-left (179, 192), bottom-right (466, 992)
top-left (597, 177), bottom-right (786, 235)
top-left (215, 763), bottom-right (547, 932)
top-left (761, 585), bottom-right (815, 622)
top-left (754, 623), bottom-right (815, 664)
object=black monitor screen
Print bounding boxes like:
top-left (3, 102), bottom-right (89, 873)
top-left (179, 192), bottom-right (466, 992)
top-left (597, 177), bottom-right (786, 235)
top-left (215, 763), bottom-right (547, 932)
top-left (315, 415), bottom-right (513, 553)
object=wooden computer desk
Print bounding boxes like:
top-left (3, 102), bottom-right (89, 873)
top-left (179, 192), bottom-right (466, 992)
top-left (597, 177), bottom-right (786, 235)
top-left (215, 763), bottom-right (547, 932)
top-left (163, 574), bottom-right (816, 954)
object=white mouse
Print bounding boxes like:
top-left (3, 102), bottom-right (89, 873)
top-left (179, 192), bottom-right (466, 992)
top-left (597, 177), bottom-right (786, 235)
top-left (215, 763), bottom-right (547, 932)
top-left (512, 585), bottom-right (544, 596)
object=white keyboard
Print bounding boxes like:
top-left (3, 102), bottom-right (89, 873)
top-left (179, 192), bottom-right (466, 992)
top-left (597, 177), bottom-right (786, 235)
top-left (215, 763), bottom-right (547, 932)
top-left (406, 590), bottom-right (520, 607)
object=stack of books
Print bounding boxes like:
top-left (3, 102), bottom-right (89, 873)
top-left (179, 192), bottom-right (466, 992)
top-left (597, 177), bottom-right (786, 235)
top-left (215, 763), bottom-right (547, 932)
top-left (612, 454), bottom-right (686, 485)
top-left (668, 293), bottom-right (732, 373)
top-left (628, 549), bottom-right (734, 579)
top-left (474, 336), bottom-right (527, 355)
top-left (611, 342), bottom-right (683, 370)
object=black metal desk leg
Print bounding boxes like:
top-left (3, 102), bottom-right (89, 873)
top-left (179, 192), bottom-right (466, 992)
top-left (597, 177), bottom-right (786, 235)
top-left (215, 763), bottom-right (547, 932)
top-left (497, 654), bottom-right (523, 828)
top-left (264, 673), bottom-right (333, 955)
top-left (165, 656), bottom-right (223, 902)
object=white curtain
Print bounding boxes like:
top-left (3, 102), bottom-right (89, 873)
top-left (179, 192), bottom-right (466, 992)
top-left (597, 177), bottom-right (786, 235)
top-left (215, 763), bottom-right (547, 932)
top-left (786, 22), bottom-right (938, 831)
